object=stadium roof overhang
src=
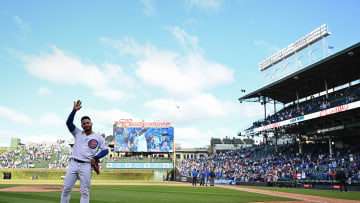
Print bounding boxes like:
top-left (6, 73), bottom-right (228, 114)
top-left (239, 42), bottom-right (360, 104)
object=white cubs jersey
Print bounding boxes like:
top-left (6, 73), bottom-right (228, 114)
top-left (135, 134), bottom-right (147, 152)
top-left (70, 127), bottom-right (108, 162)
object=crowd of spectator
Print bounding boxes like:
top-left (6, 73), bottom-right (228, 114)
top-left (251, 83), bottom-right (360, 129)
top-left (177, 143), bottom-right (360, 184)
top-left (0, 142), bottom-right (175, 169)
top-left (0, 143), bottom-right (71, 169)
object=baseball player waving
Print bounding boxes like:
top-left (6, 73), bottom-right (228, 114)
top-left (61, 100), bottom-right (109, 203)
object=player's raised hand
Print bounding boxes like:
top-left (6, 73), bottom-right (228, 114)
top-left (73, 100), bottom-right (82, 111)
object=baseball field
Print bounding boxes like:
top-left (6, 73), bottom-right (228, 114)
top-left (0, 180), bottom-right (359, 203)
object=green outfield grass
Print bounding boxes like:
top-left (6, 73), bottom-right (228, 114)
top-left (0, 179), bottom-right (63, 184)
top-left (0, 169), bottom-right (155, 180)
top-left (0, 179), bottom-right (182, 184)
top-left (0, 184), bottom-right (293, 203)
top-left (234, 185), bottom-right (360, 200)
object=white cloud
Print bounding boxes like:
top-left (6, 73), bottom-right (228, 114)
top-left (25, 135), bottom-right (59, 145)
top-left (100, 37), bottom-right (153, 57)
top-left (0, 105), bottom-right (32, 125)
top-left (176, 124), bottom-right (249, 148)
top-left (136, 52), bottom-right (234, 96)
top-left (103, 63), bottom-right (138, 89)
top-left (144, 93), bottom-right (239, 124)
top-left (0, 130), bottom-right (61, 147)
top-left (102, 28), bottom-right (234, 97)
top-left (22, 46), bottom-right (108, 88)
top-left (84, 108), bottom-right (135, 127)
top-left (13, 46), bottom-right (135, 102)
top-left (140, 0), bottom-right (155, 16)
top-left (241, 102), bottom-right (264, 119)
top-left (165, 26), bottom-right (202, 53)
top-left (0, 130), bottom-right (26, 147)
top-left (185, 0), bottom-right (223, 10)
top-left (80, 108), bottom-right (136, 136)
top-left (176, 127), bottom-right (212, 148)
top-left (143, 98), bottom-right (178, 122)
top-left (93, 88), bottom-right (134, 101)
top-left (38, 87), bottom-right (52, 95)
top-left (175, 126), bottom-right (237, 148)
top-left (39, 112), bottom-right (63, 126)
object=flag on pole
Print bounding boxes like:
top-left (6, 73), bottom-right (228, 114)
top-left (328, 45), bottom-right (334, 49)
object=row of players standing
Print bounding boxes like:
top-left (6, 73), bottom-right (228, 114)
top-left (191, 169), bottom-right (216, 186)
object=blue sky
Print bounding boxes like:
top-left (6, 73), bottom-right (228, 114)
top-left (0, 0), bottom-right (359, 148)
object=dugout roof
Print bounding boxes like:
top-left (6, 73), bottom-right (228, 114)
top-left (239, 42), bottom-right (360, 104)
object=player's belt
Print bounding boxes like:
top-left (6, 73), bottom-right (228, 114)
top-left (71, 158), bottom-right (88, 163)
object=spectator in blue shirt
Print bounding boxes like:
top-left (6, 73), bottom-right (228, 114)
top-left (192, 169), bottom-right (198, 186)
top-left (323, 172), bottom-right (328, 180)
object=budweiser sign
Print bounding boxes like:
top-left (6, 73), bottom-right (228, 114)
top-left (319, 104), bottom-right (349, 117)
top-left (115, 119), bottom-right (171, 128)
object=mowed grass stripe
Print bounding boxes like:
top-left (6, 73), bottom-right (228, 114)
top-left (0, 191), bottom-right (62, 203)
top-left (79, 185), bottom-right (294, 203)
top-left (235, 185), bottom-right (360, 200)
top-left (0, 179), bottom-right (182, 184)
top-left (0, 185), bottom-right (294, 203)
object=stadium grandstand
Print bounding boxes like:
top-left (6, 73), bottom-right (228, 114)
top-left (235, 41), bottom-right (360, 190)
top-left (175, 41), bottom-right (360, 191)
top-left (238, 42), bottom-right (360, 153)
top-left (0, 140), bottom-right (71, 169)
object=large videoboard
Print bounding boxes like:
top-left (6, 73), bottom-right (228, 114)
top-left (114, 127), bottom-right (174, 152)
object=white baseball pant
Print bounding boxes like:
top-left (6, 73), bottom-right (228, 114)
top-left (61, 160), bottom-right (92, 203)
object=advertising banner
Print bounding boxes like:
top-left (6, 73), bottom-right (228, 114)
top-left (214, 179), bottom-right (237, 185)
top-left (106, 162), bottom-right (173, 169)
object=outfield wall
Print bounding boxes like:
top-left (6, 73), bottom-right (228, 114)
top-left (0, 169), bottom-right (169, 181)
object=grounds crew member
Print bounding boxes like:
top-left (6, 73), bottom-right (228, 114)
top-left (337, 167), bottom-right (348, 192)
top-left (192, 169), bottom-right (199, 186)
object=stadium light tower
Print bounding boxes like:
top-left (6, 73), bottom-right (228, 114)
top-left (260, 24), bottom-right (331, 85)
